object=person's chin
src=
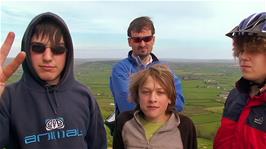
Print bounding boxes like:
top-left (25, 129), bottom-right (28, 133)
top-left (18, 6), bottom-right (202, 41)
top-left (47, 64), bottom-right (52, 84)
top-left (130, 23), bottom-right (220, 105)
top-left (139, 53), bottom-right (150, 58)
top-left (243, 75), bottom-right (257, 82)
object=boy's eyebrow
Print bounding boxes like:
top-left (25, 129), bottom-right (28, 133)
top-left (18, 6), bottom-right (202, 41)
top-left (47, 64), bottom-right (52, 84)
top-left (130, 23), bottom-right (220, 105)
top-left (58, 43), bottom-right (65, 46)
top-left (31, 41), bottom-right (41, 44)
top-left (140, 87), bottom-right (150, 89)
top-left (140, 86), bottom-right (164, 90)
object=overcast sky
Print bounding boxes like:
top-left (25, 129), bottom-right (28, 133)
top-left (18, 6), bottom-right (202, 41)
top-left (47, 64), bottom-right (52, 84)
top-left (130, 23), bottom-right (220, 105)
top-left (1, 0), bottom-right (265, 59)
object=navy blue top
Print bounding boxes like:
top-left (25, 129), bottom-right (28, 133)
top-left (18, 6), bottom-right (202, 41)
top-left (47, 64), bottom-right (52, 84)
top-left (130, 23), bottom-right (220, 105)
top-left (0, 12), bottom-right (107, 149)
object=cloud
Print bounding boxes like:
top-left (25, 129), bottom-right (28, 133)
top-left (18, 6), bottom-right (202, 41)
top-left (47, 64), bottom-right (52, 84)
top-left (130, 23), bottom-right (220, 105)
top-left (1, 0), bottom-right (265, 59)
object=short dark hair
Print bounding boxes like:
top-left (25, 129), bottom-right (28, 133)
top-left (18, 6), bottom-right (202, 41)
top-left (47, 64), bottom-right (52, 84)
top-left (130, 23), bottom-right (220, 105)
top-left (32, 20), bottom-right (65, 47)
top-left (127, 16), bottom-right (155, 37)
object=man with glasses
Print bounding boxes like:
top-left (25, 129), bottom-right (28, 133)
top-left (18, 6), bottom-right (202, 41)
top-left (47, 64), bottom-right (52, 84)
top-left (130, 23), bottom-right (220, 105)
top-left (107, 17), bottom-right (185, 132)
top-left (0, 12), bottom-right (107, 149)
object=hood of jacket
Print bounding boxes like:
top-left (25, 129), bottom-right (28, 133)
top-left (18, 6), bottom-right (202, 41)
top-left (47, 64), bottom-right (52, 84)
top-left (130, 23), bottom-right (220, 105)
top-left (21, 12), bottom-right (74, 90)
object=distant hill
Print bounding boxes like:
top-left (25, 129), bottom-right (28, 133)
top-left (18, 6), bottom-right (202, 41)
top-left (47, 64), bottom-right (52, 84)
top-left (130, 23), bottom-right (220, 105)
top-left (75, 58), bottom-right (237, 64)
top-left (6, 57), bottom-right (236, 64)
top-left (159, 58), bottom-right (235, 63)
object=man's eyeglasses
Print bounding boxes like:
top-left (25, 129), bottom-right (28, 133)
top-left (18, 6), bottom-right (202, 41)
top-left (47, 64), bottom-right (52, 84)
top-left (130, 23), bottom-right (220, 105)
top-left (130, 35), bottom-right (154, 43)
top-left (31, 42), bottom-right (67, 55)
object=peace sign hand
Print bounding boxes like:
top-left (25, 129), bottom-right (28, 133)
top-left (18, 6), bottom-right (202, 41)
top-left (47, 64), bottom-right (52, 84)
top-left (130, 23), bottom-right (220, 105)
top-left (0, 32), bottom-right (26, 96)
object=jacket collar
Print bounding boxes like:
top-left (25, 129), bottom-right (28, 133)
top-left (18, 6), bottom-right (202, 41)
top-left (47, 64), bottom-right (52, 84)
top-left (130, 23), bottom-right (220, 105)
top-left (236, 77), bottom-right (251, 93)
top-left (236, 77), bottom-right (266, 96)
top-left (133, 110), bottom-right (180, 131)
top-left (127, 50), bottom-right (159, 67)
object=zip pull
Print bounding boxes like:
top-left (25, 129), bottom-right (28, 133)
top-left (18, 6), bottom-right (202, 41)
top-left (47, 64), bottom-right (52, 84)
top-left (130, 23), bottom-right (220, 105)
top-left (259, 85), bottom-right (266, 93)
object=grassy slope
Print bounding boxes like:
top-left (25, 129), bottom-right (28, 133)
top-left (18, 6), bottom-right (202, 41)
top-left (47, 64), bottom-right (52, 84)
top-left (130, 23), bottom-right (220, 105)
top-left (7, 59), bottom-right (241, 148)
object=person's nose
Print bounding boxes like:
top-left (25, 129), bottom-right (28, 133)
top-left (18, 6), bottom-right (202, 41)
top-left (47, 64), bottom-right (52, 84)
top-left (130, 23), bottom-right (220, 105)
top-left (239, 51), bottom-right (250, 61)
top-left (139, 40), bottom-right (146, 47)
top-left (43, 47), bottom-right (53, 62)
top-left (149, 92), bottom-right (158, 103)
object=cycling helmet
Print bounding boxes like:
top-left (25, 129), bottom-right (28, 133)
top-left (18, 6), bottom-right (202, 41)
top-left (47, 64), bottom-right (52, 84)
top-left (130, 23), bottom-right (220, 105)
top-left (226, 12), bottom-right (266, 38)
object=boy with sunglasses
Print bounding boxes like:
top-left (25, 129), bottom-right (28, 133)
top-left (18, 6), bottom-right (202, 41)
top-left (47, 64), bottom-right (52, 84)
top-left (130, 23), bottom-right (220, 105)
top-left (214, 12), bottom-right (266, 149)
top-left (0, 12), bottom-right (107, 148)
top-left (106, 16), bottom-right (185, 133)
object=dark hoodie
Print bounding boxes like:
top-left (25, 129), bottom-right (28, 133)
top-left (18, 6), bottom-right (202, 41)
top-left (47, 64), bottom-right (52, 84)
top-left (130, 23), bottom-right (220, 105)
top-left (0, 12), bottom-right (107, 149)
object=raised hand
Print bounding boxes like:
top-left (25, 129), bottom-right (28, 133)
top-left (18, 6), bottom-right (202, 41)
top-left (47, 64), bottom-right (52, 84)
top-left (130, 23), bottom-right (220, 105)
top-left (0, 32), bottom-right (26, 96)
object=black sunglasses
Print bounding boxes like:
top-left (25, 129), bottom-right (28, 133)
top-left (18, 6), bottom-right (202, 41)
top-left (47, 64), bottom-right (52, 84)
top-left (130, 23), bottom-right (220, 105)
top-left (31, 42), bottom-right (67, 55)
top-left (130, 35), bottom-right (154, 43)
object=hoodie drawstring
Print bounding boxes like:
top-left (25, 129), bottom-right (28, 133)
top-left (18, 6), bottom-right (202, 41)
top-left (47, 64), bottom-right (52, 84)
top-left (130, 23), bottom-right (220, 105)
top-left (45, 86), bottom-right (59, 115)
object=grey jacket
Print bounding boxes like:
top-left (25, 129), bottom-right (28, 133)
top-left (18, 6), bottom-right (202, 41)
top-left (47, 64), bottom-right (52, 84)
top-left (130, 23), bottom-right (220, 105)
top-left (113, 110), bottom-right (197, 149)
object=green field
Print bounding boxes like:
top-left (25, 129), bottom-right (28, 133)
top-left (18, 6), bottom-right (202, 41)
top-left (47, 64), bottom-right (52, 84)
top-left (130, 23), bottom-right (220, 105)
top-left (7, 59), bottom-right (241, 148)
